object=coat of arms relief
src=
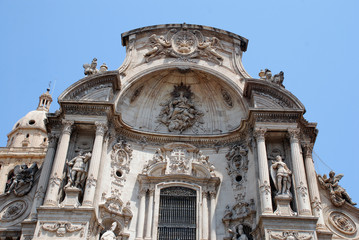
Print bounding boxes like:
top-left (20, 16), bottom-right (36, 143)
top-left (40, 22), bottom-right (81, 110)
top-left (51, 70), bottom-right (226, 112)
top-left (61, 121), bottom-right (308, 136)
top-left (144, 28), bottom-right (224, 65)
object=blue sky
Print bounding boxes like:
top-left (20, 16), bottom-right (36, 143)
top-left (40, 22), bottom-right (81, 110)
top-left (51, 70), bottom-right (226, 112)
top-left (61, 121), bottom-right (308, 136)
top-left (0, 1), bottom-right (358, 203)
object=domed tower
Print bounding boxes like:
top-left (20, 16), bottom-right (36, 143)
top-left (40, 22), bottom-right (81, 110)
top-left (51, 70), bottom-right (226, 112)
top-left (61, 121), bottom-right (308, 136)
top-left (0, 89), bottom-right (52, 195)
top-left (7, 89), bottom-right (52, 148)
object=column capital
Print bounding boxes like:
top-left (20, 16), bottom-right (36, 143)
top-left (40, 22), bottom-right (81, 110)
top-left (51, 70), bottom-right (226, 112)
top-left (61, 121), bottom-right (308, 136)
top-left (302, 142), bottom-right (314, 159)
top-left (209, 191), bottom-right (217, 199)
top-left (95, 121), bottom-right (108, 136)
top-left (61, 120), bottom-right (74, 135)
top-left (48, 133), bottom-right (60, 148)
top-left (254, 127), bottom-right (267, 141)
top-left (287, 128), bottom-right (300, 143)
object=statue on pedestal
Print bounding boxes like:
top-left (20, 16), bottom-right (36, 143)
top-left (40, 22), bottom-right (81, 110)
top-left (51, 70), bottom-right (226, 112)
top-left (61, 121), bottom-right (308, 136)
top-left (65, 151), bottom-right (92, 189)
top-left (270, 155), bottom-right (292, 196)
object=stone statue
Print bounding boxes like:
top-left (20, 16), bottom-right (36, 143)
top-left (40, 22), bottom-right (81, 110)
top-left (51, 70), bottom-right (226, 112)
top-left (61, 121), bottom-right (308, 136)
top-left (100, 222), bottom-right (117, 240)
top-left (228, 224), bottom-right (248, 240)
top-left (198, 37), bottom-right (224, 65)
top-left (83, 58), bottom-right (99, 76)
top-left (144, 34), bottom-right (172, 62)
top-left (318, 170), bottom-right (356, 206)
top-left (65, 151), bottom-right (92, 188)
top-left (6, 163), bottom-right (38, 196)
top-left (258, 69), bottom-right (285, 87)
top-left (270, 155), bottom-right (292, 196)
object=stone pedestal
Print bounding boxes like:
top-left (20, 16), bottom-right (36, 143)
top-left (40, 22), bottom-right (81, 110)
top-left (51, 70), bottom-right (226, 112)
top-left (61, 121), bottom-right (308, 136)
top-left (274, 195), bottom-right (296, 216)
top-left (60, 187), bottom-right (81, 208)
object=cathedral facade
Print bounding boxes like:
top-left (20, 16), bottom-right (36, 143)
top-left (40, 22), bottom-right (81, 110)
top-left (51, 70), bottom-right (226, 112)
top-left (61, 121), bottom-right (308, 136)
top-left (0, 24), bottom-right (357, 240)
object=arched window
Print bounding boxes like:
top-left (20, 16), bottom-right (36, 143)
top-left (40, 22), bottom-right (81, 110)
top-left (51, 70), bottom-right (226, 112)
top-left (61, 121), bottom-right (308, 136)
top-left (158, 186), bottom-right (197, 240)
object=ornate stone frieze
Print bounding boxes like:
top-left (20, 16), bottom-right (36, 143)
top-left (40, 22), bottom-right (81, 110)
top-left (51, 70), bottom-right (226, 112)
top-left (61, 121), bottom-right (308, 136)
top-left (259, 69), bottom-right (285, 88)
top-left (225, 144), bottom-right (249, 190)
top-left (144, 28), bottom-right (224, 64)
top-left (110, 140), bottom-right (133, 187)
top-left (62, 104), bottom-right (111, 116)
top-left (0, 200), bottom-right (27, 222)
top-left (252, 112), bottom-right (300, 123)
top-left (156, 83), bottom-right (204, 134)
top-left (268, 230), bottom-right (313, 240)
top-left (317, 171), bottom-right (356, 207)
top-left (328, 211), bottom-right (357, 235)
top-left (40, 221), bottom-right (85, 237)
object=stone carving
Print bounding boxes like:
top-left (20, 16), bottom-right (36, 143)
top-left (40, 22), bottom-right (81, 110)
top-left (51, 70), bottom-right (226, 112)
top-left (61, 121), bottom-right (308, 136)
top-left (144, 28), bottom-right (224, 64)
top-left (100, 222), bottom-right (117, 240)
top-left (329, 211), bottom-right (357, 235)
top-left (259, 69), bottom-right (285, 87)
top-left (270, 155), bottom-right (292, 196)
top-left (83, 58), bottom-right (108, 76)
top-left (269, 231), bottom-right (312, 240)
top-left (228, 224), bottom-right (249, 240)
top-left (6, 163), bottom-right (38, 196)
top-left (317, 170), bottom-right (356, 207)
top-left (65, 151), bottom-right (92, 189)
top-left (0, 200), bottom-right (27, 222)
top-left (157, 83), bottom-right (204, 133)
top-left (167, 148), bottom-right (191, 175)
top-left (130, 85), bottom-right (144, 103)
top-left (143, 144), bottom-right (215, 177)
top-left (221, 88), bottom-right (233, 107)
top-left (110, 140), bottom-right (133, 190)
top-left (226, 144), bottom-right (249, 189)
top-left (41, 221), bottom-right (84, 237)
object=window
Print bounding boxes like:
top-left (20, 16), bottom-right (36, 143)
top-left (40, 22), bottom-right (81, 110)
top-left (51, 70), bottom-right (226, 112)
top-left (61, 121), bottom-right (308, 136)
top-left (158, 187), bottom-right (196, 240)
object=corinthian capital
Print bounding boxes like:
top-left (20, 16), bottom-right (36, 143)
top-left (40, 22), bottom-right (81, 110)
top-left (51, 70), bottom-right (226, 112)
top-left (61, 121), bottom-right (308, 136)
top-left (302, 142), bottom-right (314, 158)
top-left (48, 133), bottom-right (60, 148)
top-left (254, 128), bottom-right (267, 141)
top-left (62, 120), bottom-right (74, 135)
top-left (287, 128), bottom-right (300, 143)
top-left (95, 121), bottom-right (108, 136)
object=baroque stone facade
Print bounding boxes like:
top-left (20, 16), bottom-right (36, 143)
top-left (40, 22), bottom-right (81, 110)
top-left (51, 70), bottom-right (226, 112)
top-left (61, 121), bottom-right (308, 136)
top-left (0, 24), bottom-right (358, 240)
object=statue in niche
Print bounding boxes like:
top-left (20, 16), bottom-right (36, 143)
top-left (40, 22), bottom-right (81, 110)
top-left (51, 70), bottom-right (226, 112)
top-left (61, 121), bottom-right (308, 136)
top-left (65, 151), bottom-right (92, 188)
top-left (228, 224), bottom-right (248, 240)
top-left (6, 163), bottom-right (38, 196)
top-left (270, 155), bottom-right (292, 196)
top-left (318, 170), bottom-right (356, 206)
top-left (100, 222), bottom-right (117, 240)
top-left (157, 82), bottom-right (204, 133)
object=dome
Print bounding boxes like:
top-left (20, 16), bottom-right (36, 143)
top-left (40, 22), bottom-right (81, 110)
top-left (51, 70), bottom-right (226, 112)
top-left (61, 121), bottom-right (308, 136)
top-left (12, 110), bottom-right (47, 131)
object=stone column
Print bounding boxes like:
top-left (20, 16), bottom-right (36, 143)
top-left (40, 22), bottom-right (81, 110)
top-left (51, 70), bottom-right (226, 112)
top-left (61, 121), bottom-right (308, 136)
top-left (0, 164), bottom-right (11, 194)
top-left (303, 143), bottom-right (325, 229)
top-left (144, 188), bottom-right (154, 240)
top-left (287, 129), bottom-right (312, 215)
top-left (136, 188), bottom-right (147, 240)
top-left (209, 191), bottom-right (217, 240)
top-left (202, 191), bottom-right (209, 240)
top-left (29, 133), bottom-right (59, 219)
top-left (43, 120), bottom-right (74, 206)
top-left (254, 128), bottom-right (273, 214)
top-left (82, 122), bottom-right (107, 206)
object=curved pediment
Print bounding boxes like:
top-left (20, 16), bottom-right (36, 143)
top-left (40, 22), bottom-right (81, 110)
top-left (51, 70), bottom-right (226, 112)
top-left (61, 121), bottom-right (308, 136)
top-left (116, 68), bottom-right (248, 136)
top-left (58, 71), bottom-right (120, 102)
top-left (244, 79), bottom-right (305, 111)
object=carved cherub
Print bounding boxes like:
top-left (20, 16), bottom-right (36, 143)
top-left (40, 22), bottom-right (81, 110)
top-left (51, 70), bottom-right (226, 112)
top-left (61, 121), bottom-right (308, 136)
top-left (83, 58), bottom-right (99, 76)
top-left (144, 34), bottom-right (172, 62)
top-left (318, 171), bottom-right (356, 206)
top-left (198, 37), bottom-right (224, 65)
